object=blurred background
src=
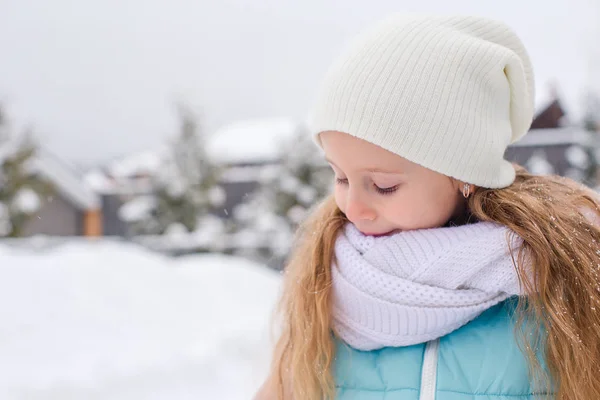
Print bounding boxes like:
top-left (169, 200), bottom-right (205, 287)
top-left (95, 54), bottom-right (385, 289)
top-left (0, 0), bottom-right (598, 399)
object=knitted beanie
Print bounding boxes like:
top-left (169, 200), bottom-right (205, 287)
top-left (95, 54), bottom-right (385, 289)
top-left (309, 14), bottom-right (535, 188)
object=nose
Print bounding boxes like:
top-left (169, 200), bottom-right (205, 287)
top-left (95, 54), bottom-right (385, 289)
top-left (344, 189), bottom-right (377, 223)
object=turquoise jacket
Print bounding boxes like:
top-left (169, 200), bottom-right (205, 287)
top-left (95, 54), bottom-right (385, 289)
top-left (334, 299), bottom-right (553, 399)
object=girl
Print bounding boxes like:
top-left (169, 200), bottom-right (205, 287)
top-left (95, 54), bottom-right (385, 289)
top-left (255, 14), bottom-right (600, 400)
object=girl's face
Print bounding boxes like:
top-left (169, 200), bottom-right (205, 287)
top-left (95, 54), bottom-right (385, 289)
top-left (320, 130), bottom-right (467, 236)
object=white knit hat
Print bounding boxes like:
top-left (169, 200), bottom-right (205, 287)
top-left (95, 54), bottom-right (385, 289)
top-left (309, 14), bottom-right (535, 188)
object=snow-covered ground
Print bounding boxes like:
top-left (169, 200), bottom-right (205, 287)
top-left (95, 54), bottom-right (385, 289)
top-left (0, 240), bottom-right (282, 399)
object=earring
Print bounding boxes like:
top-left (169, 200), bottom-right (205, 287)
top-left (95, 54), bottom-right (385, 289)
top-left (462, 183), bottom-right (472, 198)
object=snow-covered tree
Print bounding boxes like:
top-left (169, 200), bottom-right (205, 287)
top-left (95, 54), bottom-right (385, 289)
top-left (231, 123), bottom-right (333, 261)
top-left (120, 106), bottom-right (226, 247)
top-left (579, 92), bottom-right (600, 185)
top-left (584, 92), bottom-right (600, 133)
top-left (0, 107), bottom-right (52, 237)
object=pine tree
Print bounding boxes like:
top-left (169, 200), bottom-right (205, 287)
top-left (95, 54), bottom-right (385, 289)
top-left (584, 92), bottom-right (600, 132)
top-left (120, 106), bottom-right (226, 247)
top-left (232, 123), bottom-right (333, 262)
top-left (0, 107), bottom-right (53, 237)
top-left (582, 92), bottom-right (600, 186)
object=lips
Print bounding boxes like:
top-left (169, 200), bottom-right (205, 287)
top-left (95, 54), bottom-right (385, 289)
top-left (361, 229), bottom-right (399, 237)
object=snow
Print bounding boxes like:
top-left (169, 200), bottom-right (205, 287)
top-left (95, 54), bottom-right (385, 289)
top-left (220, 166), bottom-right (279, 183)
top-left (164, 174), bottom-right (187, 198)
top-left (164, 222), bottom-right (188, 237)
top-left (534, 86), bottom-right (561, 118)
top-left (160, 218), bottom-right (227, 250)
top-left (279, 175), bottom-right (301, 194)
top-left (108, 149), bottom-right (166, 180)
top-left (13, 188), bottom-right (41, 214)
top-left (512, 127), bottom-right (594, 147)
top-left (0, 139), bottom-right (21, 165)
top-left (1, 144), bottom-right (99, 212)
top-left (208, 118), bottom-right (298, 164)
top-left (526, 150), bottom-right (555, 175)
top-left (297, 186), bottom-right (318, 204)
top-left (84, 169), bottom-right (154, 196)
top-left (132, 215), bottom-right (227, 253)
top-left (287, 205), bottom-right (307, 225)
top-left (219, 164), bottom-right (283, 185)
top-left (190, 215), bottom-right (226, 248)
top-left (0, 240), bottom-right (281, 399)
top-left (28, 151), bottom-right (100, 210)
top-left (230, 209), bottom-right (294, 257)
top-left (208, 186), bottom-right (226, 206)
top-left (118, 196), bottom-right (157, 222)
top-left (84, 168), bottom-right (116, 193)
top-left (565, 145), bottom-right (590, 169)
top-left (86, 150), bottom-right (170, 196)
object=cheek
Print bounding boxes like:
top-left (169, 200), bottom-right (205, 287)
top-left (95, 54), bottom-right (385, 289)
top-left (423, 185), bottom-right (460, 221)
top-left (430, 194), bottom-right (458, 218)
top-left (387, 195), bottom-right (424, 222)
top-left (385, 183), bottom-right (458, 228)
top-left (333, 186), bottom-right (346, 212)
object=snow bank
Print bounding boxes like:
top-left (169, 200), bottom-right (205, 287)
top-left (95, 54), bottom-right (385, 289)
top-left (0, 240), bottom-right (281, 399)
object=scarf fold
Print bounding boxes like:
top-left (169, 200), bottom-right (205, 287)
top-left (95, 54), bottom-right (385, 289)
top-left (331, 222), bottom-right (525, 350)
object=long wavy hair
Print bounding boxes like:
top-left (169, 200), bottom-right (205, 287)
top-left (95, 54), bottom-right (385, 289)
top-left (266, 165), bottom-right (600, 399)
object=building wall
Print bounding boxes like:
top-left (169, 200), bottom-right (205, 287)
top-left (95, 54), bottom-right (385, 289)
top-left (83, 209), bottom-right (103, 236)
top-left (218, 180), bottom-right (260, 219)
top-left (505, 143), bottom-right (595, 184)
top-left (100, 194), bottom-right (129, 236)
top-left (22, 193), bottom-right (81, 236)
top-left (505, 145), bottom-right (570, 173)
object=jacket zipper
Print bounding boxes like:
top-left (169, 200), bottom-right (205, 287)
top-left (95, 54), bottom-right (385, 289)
top-left (419, 339), bottom-right (439, 400)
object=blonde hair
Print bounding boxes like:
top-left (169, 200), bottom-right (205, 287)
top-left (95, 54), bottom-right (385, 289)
top-left (267, 165), bottom-right (600, 400)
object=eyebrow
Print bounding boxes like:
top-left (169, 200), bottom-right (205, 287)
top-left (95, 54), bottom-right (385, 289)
top-left (325, 158), bottom-right (403, 174)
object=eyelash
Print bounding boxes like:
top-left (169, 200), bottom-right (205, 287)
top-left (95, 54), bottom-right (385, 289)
top-left (335, 178), bottom-right (399, 195)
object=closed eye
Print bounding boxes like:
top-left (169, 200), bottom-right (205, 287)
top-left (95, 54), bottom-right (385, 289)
top-left (335, 178), bottom-right (399, 195)
top-left (375, 185), bottom-right (399, 195)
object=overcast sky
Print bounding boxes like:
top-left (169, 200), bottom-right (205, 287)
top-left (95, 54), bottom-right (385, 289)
top-left (1, 0), bottom-right (598, 167)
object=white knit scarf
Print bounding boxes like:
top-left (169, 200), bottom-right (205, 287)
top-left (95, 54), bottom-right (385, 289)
top-left (331, 222), bottom-right (525, 351)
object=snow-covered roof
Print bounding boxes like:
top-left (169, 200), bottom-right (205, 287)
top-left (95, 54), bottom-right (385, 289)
top-left (208, 118), bottom-right (299, 164)
top-left (220, 165), bottom-right (281, 183)
top-left (107, 148), bottom-right (167, 179)
top-left (534, 90), bottom-right (558, 116)
top-left (84, 168), bottom-right (155, 196)
top-left (29, 151), bottom-right (101, 210)
top-left (83, 148), bottom-right (169, 195)
top-left (84, 168), bottom-right (116, 193)
top-left (512, 127), bottom-right (594, 147)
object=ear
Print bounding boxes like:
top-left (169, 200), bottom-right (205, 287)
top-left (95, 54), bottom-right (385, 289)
top-left (450, 178), bottom-right (464, 192)
top-left (453, 180), bottom-right (477, 199)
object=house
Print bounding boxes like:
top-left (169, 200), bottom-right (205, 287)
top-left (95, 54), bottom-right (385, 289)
top-left (22, 151), bottom-right (102, 237)
top-left (90, 98), bottom-right (599, 241)
top-left (84, 118), bottom-right (302, 239)
top-left (206, 117), bottom-right (302, 219)
top-left (84, 149), bottom-right (166, 236)
top-left (505, 97), bottom-right (599, 184)
top-left (529, 98), bottom-right (566, 129)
